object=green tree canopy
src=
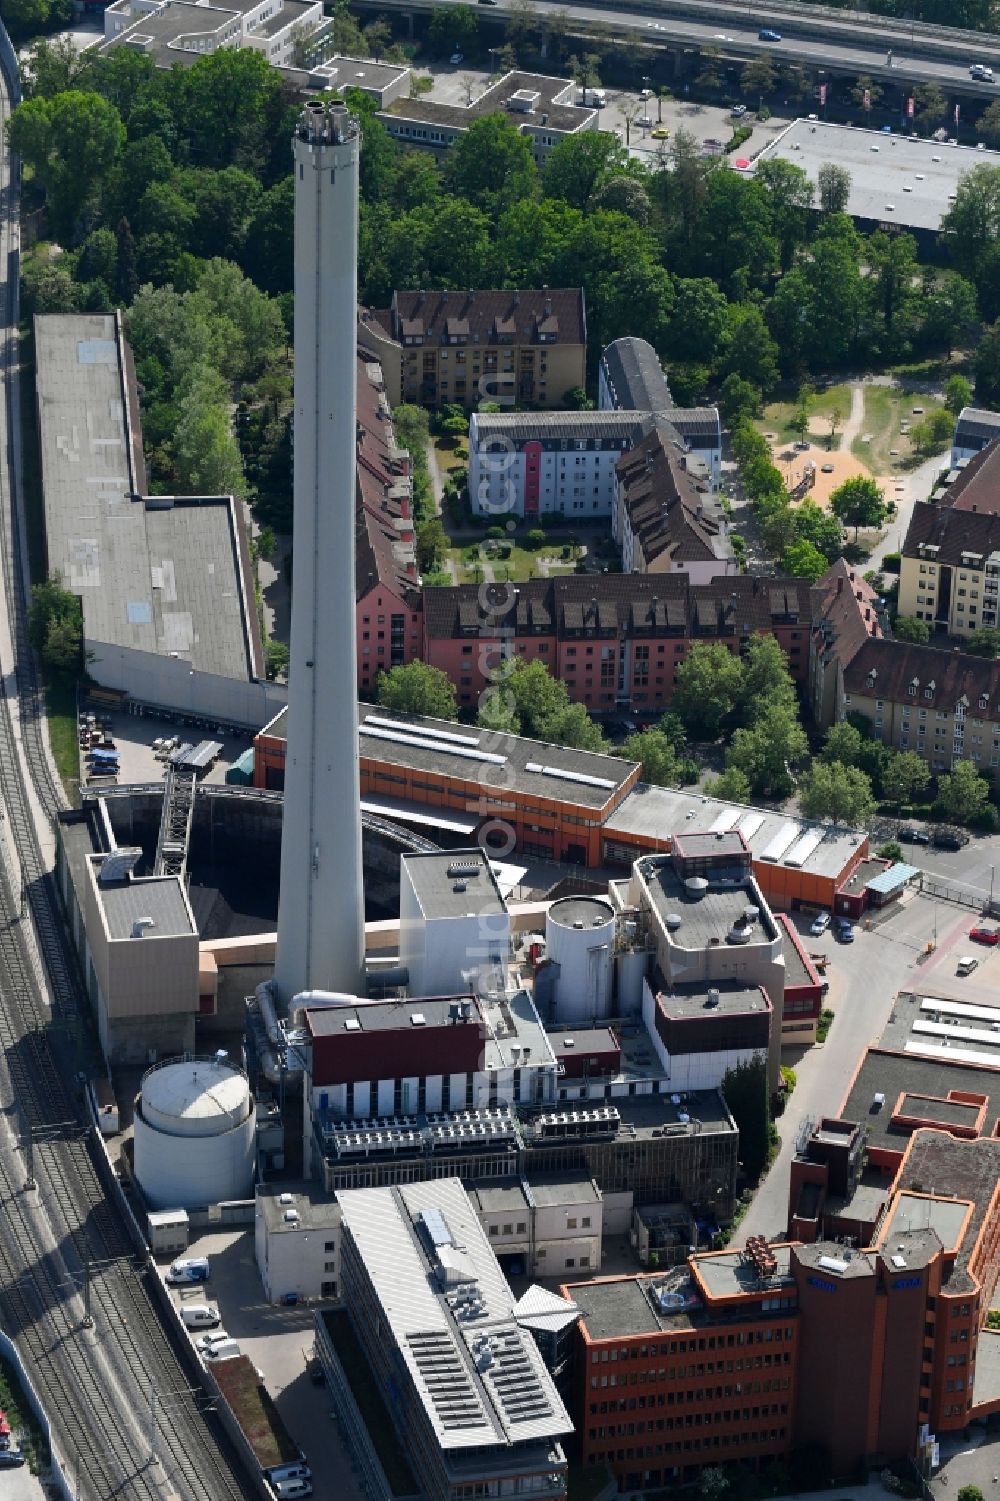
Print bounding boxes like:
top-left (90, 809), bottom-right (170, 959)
top-left (705, 766), bottom-right (752, 804)
top-left (945, 373), bottom-right (973, 415)
top-left (721, 1056), bottom-right (772, 1179)
top-left (882, 750), bottom-right (931, 805)
top-left (671, 642), bottom-right (744, 740)
top-left (963, 626), bottom-right (1000, 658)
top-left (8, 89), bottom-right (125, 240)
top-left (542, 131), bottom-right (631, 210)
top-left (829, 476), bottom-right (888, 538)
top-left (29, 574), bottom-right (82, 675)
top-left (820, 720), bottom-right (864, 767)
top-left (618, 728), bottom-right (680, 786)
top-left (798, 761), bottom-right (875, 825)
top-left (445, 114), bottom-right (539, 220)
top-left (817, 161), bottom-right (851, 214)
top-left (726, 704), bottom-right (808, 799)
top-left (936, 759), bottom-right (992, 825)
top-left (892, 615), bottom-right (931, 644)
top-left (376, 661), bottom-right (459, 720)
top-left (477, 658), bottom-right (604, 750)
top-left (782, 538), bottom-right (828, 581)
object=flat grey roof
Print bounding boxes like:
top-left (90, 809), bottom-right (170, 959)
top-left (840, 1044), bottom-right (1000, 1153)
top-left (608, 785), bottom-right (866, 881)
top-left (657, 983), bottom-right (769, 1022)
top-left (402, 849), bottom-right (506, 920)
top-left (35, 315), bottom-right (255, 682)
top-left (610, 1090), bottom-right (735, 1140)
top-left (257, 1183), bottom-right (342, 1234)
top-left (572, 1277), bottom-right (663, 1339)
top-left (321, 54), bottom-right (408, 88)
top-left (306, 995), bottom-right (481, 1038)
top-left (752, 119), bottom-right (1000, 233)
top-left (103, 0), bottom-right (236, 56)
top-left (527, 1174), bottom-right (600, 1208)
top-left (880, 1190), bottom-right (970, 1254)
top-left (469, 1181), bottom-right (530, 1216)
top-left (636, 856), bottom-right (777, 948)
top-left (96, 870), bottom-right (196, 941)
top-left (262, 704), bottom-right (637, 811)
top-left (693, 1244), bottom-right (794, 1301)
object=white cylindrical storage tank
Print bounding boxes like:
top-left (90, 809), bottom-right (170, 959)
top-left (133, 1057), bottom-right (256, 1210)
top-left (615, 946), bottom-right (649, 1017)
top-left (545, 897), bottom-right (616, 1025)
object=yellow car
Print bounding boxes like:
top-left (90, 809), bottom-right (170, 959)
top-left (651, 126), bottom-right (670, 139)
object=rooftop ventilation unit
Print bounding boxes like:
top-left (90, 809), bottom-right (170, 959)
top-left (131, 917), bottom-right (155, 938)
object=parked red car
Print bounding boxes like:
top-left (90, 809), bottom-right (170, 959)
top-left (969, 926), bottom-right (1000, 946)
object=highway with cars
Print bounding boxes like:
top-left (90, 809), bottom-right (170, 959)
top-left (0, 30), bottom-right (251, 1501)
top-left (364, 0), bottom-right (1000, 96)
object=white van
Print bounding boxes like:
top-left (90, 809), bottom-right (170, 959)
top-left (167, 1257), bottom-right (210, 1285)
top-left (181, 1303), bottom-right (220, 1329)
top-left (957, 955), bottom-right (979, 976)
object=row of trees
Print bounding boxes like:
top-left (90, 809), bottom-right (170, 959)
top-left (11, 40), bottom-right (998, 424)
top-left (374, 639), bottom-right (997, 831)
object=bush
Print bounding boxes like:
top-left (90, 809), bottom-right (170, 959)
top-left (726, 125), bottom-right (753, 152)
top-left (525, 528), bottom-right (546, 549)
top-left (816, 1009), bottom-right (835, 1043)
top-left (881, 551), bottom-right (901, 574)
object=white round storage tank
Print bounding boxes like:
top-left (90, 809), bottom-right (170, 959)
top-left (133, 1056), bottom-right (256, 1210)
top-left (545, 897), bottom-right (616, 1024)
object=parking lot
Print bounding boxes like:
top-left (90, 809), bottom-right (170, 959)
top-left (423, 60), bottom-right (791, 164)
top-left (160, 1231), bottom-right (361, 1501)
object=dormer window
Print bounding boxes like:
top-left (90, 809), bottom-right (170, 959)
top-left (908, 679), bottom-right (918, 697)
top-left (924, 684), bottom-right (934, 699)
top-left (980, 694), bottom-right (990, 710)
top-left (866, 670), bottom-right (877, 689)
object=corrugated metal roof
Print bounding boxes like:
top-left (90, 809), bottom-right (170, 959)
top-left (866, 862), bottom-right (920, 893)
top-left (338, 1179), bottom-right (573, 1451)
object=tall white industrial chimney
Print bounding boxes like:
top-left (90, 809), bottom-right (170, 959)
top-left (274, 101), bottom-right (364, 1003)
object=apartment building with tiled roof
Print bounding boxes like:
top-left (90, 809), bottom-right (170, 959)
top-left (613, 427), bottom-right (735, 583)
top-left (840, 636), bottom-right (1000, 778)
top-left (898, 500), bottom-right (1000, 639)
top-left (421, 574), bottom-right (810, 716)
top-left (354, 356), bottom-right (423, 696)
top-left (358, 288), bottom-right (586, 410)
top-left (807, 559), bottom-right (886, 730)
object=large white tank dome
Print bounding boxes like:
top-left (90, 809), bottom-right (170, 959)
top-left (134, 1055), bottom-right (255, 1210)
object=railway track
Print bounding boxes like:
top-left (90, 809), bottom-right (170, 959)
top-left (0, 40), bottom-right (250, 1501)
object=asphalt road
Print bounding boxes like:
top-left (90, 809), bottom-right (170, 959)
top-left (737, 891), bottom-right (974, 1246)
top-left (368, 0), bottom-right (1000, 95)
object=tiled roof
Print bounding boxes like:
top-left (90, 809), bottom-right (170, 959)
top-left (810, 559), bottom-right (884, 669)
top-left (472, 410), bottom-right (653, 445)
top-left (422, 574), bottom-right (808, 641)
top-left (903, 499), bottom-right (1000, 565)
top-left (374, 288), bottom-right (586, 351)
top-left (601, 336), bottom-right (672, 413)
top-left (843, 636), bottom-right (1000, 719)
top-left (355, 355), bottom-right (420, 607)
top-left (946, 443), bottom-right (1000, 515)
top-left (616, 428), bottom-right (729, 565)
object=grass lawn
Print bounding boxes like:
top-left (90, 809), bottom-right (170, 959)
top-left (448, 540), bottom-right (582, 583)
top-left (432, 437), bottom-right (468, 474)
top-left (45, 675), bottom-right (80, 804)
top-left (759, 382), bottom-right (854, 449)
top-left (851, 385), bottom-right (947, 474)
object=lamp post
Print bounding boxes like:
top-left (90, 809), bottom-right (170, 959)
top-left (990, 865), bottom-right (995, 912)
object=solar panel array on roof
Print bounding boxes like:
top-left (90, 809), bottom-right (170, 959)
top-left (711, 808), bottom-right (741, 832)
